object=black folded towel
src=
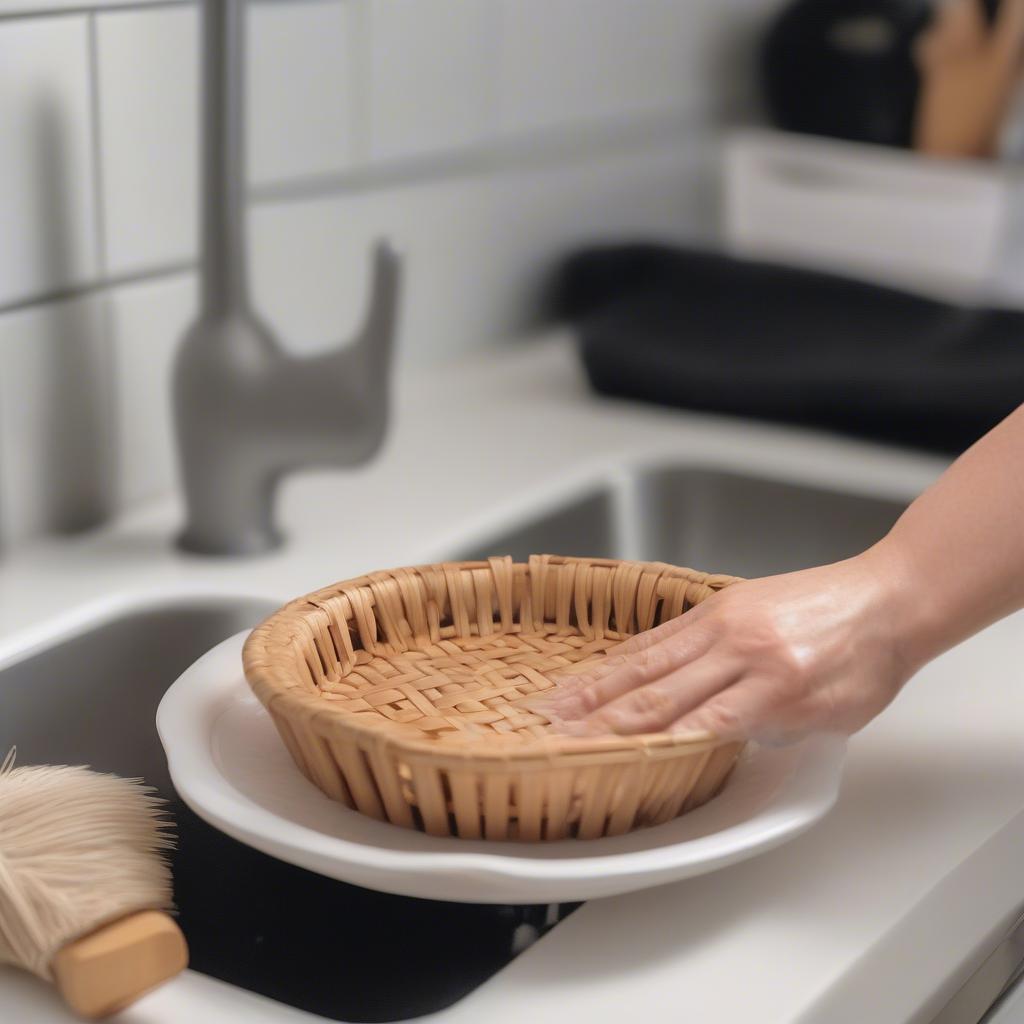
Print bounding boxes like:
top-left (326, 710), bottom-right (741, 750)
top-left (554, 244), bottom-right (1024, 454)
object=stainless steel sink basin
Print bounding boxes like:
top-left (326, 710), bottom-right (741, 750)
top-left (458, 466), bottom-right (906, 576)
top-left (0, 597), bottom-right (273, 795)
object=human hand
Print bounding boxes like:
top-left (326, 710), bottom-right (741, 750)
top-left (536, 551), bottom-right (918, 746)
top-left (914, 0), bottom-right (1024, 157)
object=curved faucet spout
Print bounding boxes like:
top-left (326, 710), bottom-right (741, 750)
top-left (269, 241), bottom-right (401, 466)
top-left (341, 241), bottom-right (402, 389)
top-left (173, 0), bottom-right (402, 556)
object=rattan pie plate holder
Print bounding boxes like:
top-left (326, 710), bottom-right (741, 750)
top-left (242, 555), bottom-right (746, 843)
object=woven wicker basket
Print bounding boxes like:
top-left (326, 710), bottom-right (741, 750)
top-left (243, 555), bottom-right (744, 842)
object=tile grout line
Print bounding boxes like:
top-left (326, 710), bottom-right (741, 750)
top-left (0, 263), bottom-right (197, 320)
top-left (251, 108), bottom-right (708, 204)
top-left (0, 113), bottom-right (705, 320)
top-left (483, 0), bottom-right (504, 143)
top-left (85, 11), bottom-right (110, 278)
top-left (349, 0), bottom-right (372, 169)
top-left (0, 0), bottom-right (188, 24)
top-left (0, 0), bottom-right (349, 21)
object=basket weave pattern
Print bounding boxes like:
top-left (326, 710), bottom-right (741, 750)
top-left (244, 555), bottom-right (743, 841)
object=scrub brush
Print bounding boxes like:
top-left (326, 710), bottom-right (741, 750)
top-left (0, 749), bottom-right (188, 1018)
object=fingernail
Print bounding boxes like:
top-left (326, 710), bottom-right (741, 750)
top-left (668, 725), bottom-right (717, 743)
top-left (546, 702), bottom-right (585, 723)
top-left (537, 698), bottom-right (596, 730)
top-left (551, 716), bottom-right (604, 737)
top-left (543, 684), bottom-right (588, 708)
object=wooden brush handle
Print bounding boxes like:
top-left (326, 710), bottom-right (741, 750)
top-left (51, 911), bottom-right (188, 1020)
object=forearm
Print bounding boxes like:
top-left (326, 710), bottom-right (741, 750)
top-left (863, 403), bottom-right (1024, 669)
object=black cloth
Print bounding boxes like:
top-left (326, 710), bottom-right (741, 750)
top-left (554, 244), bottom-right (1024, 453)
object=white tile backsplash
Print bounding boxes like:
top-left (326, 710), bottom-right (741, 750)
top-left (251, 173), bottom-right (495, 361)
top-left (250, 194), bottom-right (381, 358)
top-left (251, 140), bottom-right (711, 366)
top-left (0, 295), bottom-right (115, 546)
top-left (96, 0), bottom-right (357, 276)
top-left (96, 5), bottom-right (199, 275)
top-left (485, 140), bottom-right (716, 329)
top-left (497, 0), bottom-right (707, 137)
top-left (248, 0), bottom-right (358, 185)
top-left (0, 0), bottom-right (768, 543)
top-left (367, 0), bottom-right (494, 163)
top-left (0, 15), bottom-right (99, 307)
top-left (108, 273), bottom-right (198, 508)
top-left (3, 1), bottom-right (165, 14)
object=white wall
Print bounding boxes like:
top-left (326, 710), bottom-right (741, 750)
top-left (0, 0), bottom-right (780, 546)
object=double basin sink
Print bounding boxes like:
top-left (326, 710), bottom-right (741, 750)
top-left (0, 466), bottom-right (905, 1022)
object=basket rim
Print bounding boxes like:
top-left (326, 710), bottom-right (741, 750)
top-left (242, 555), bottom-right (741, 764)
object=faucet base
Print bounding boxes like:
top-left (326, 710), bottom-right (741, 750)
top-left (176, 524), bottom-right (285, 558)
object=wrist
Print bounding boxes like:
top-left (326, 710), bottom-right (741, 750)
top-left (852, 536), bottom-right (943, 674)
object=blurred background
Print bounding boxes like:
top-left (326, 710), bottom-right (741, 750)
top-left (1, 0), bottom-right (1022, 551)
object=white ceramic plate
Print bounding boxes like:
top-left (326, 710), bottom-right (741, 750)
top-left (158, 631), bottom-right (847, 904)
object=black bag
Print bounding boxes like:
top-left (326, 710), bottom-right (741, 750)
top-left (555, 244), bottom-right (1024, 454)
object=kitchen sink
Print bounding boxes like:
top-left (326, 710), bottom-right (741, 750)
top-left (458, 466), bottom-right (906, 577)
top-left (0, 598), bottom-right (272, 794)
top-left (0, 469), bottom-right (908, 1021)
top-left (0, 595), bottom-right (575, 1022)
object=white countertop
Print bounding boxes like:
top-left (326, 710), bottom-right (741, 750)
top-left (3, 335), bottom-right (1022, 1023)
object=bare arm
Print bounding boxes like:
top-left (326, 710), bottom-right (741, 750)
top-left (882, 402), bottom-right (1024, 665)
top-left (541, 403), bottom-right (1024, 744)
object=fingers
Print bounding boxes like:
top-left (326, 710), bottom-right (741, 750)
top-left (544, 621), bottom-right (715, 721)
top-left (547, 597), bottom-right (717, 691)
top-left (563, 669), bottom-right (823, 746)
top-left (573, 655), bottom-right (740, 736)
top-left (993, 0), bottom-right (1024, 61)
top-left (602, 601), bottom-right (711, 658)
top-left (668, 676), bottom-right (802, 745)
top-left (541, 607), bottom-right (706, 704)
top-left (918, 0), bottom-right (989, 67)
top-left (949, 0), bottom-right (988, 47)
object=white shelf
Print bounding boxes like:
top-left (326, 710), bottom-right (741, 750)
top-left (724, 128), bottom-right (1024, 306)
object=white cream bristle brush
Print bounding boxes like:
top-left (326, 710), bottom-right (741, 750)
top-left (0, 749), bottom-right (188, 1018)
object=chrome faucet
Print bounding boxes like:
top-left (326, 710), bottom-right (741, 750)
top-left (173, 0), bottom-right (401, 556)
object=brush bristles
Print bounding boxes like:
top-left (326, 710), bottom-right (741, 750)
top-left (0, 752), bottom-right (175, 980)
